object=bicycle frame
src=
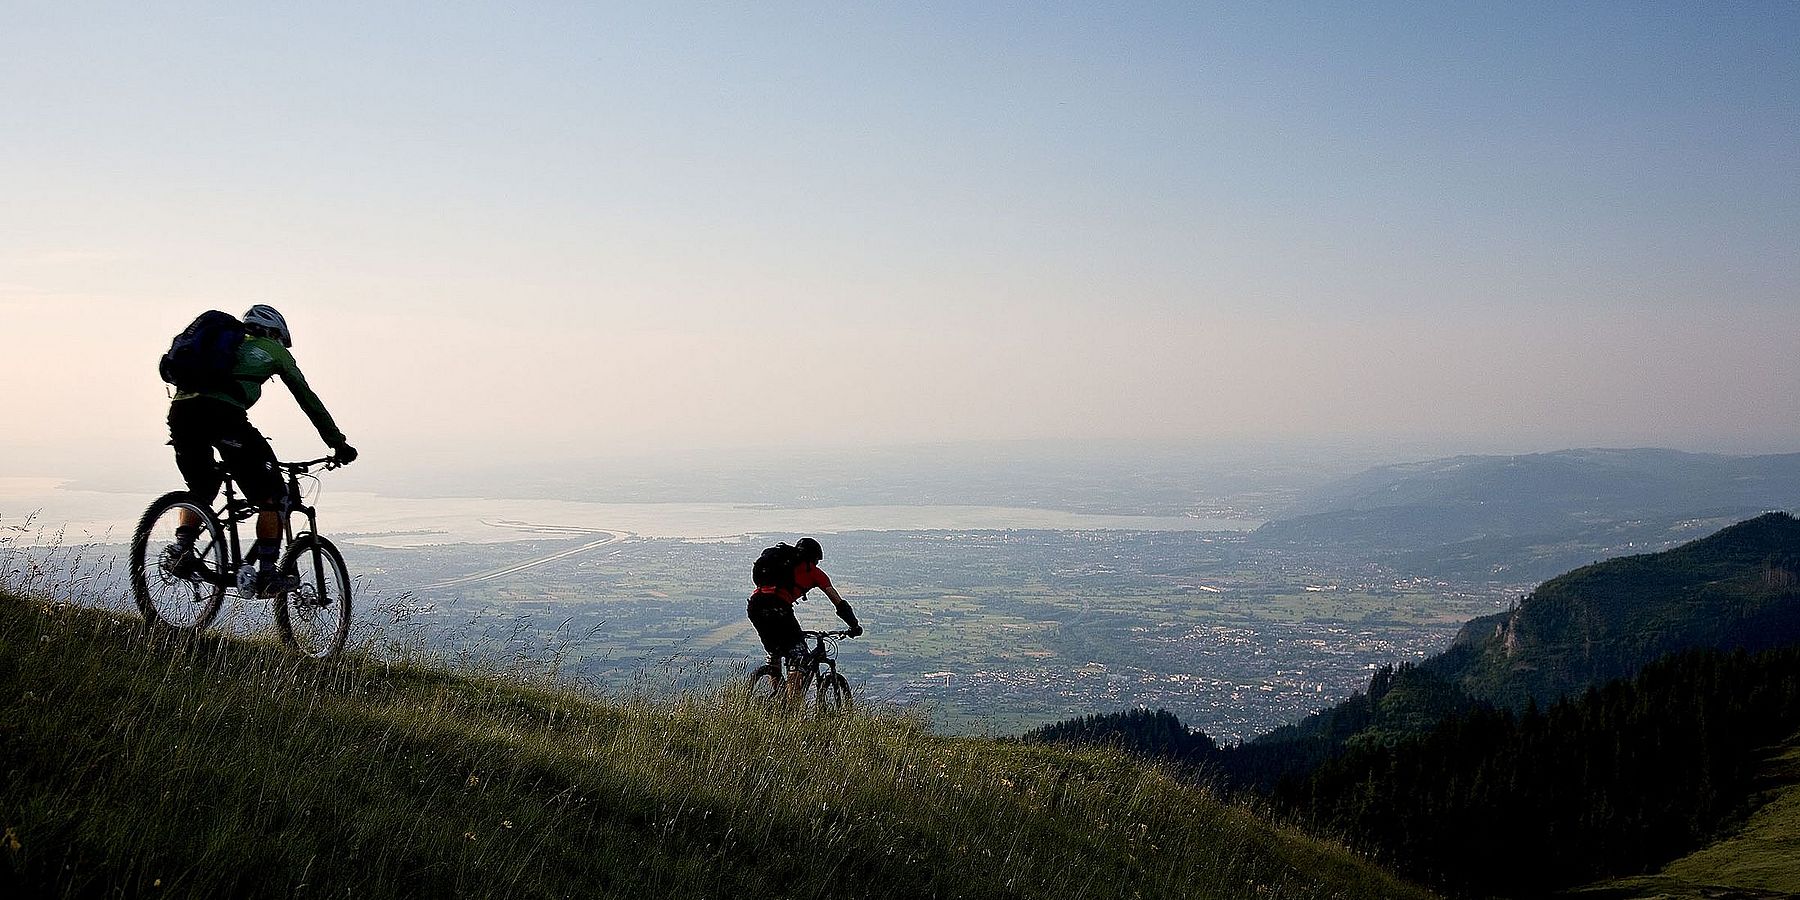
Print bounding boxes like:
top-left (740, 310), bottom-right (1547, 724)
top-left (203, 458), bottom-right (332, 588)
top-left (747, 627), bottom-right (854, 711)
top-left (779, 630), bottom-right (848, 685)
top-left (803, 632), bottom-right (843, 680)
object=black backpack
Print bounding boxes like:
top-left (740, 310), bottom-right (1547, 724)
top-left (753, 543), bottom-right (802, 591)
top-left (160, 311), bottom-right (246, 394)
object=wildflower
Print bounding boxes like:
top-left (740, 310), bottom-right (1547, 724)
top-left (464, 832), bottom-right (478, 841)
top-left (3, 828), bottom-right (20, 851)
top-left (502, 820), bottom-right (513, 829)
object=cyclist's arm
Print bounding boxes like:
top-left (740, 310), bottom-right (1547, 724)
top-left (803, 565), bottom-right (860, 633)
top-left (274, 350), bottom-right (348, 448)
top-left (820, 584), bottom-right (861, 633)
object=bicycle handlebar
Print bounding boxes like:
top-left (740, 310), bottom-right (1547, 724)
top-left (803, 629), bottom-right (856, 639)
top-left (281, 456), bottom-right (347, 474)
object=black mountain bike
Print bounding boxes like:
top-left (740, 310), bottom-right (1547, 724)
top-left (129, 456), bottom-right (353, 658)
top-left (748, 630), bottom-right (855, 712)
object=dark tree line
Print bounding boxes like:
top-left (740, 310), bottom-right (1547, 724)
top-left (1282, 646), bottom-right (1800, 895)
top-left (1221, 660), bottom-right (1485, 793)
top-left (1025, 708), bottom-right (1218, 761)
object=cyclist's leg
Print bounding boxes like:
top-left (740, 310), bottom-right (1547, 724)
top-left (774, 618), bottom-right (808, 701)
top-left (784, 655), bottom-right (807, 700)
top-left (168, 400), bottom-right (226, 549)
top-left (214, 414), bottom-right (288, 589)
top-left (748, 594), bottom-right (807, 700)
top-left (748, 595), bottom-right (793, 655)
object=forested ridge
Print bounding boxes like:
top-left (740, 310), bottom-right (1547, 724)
top-left (1286, 647), bottom-right (1800, 894)
top-left (1029, 513), bottom-right (1800, 896)
top-left (1435, 512), bottom-right (1800, 707)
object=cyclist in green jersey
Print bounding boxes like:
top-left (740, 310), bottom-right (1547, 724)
top-left (167, 305), bottom-right (357, 596)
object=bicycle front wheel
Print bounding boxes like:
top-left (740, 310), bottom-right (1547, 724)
top-left (815, 671), bottom-right (852, 714)
top-left (274, 534), bottom-right (352, 658)
top-left (129, 491), bottom-right (226, 631)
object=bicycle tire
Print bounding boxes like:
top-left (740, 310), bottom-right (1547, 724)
top-left (274, 533), bottom-right (352, 658)
top-left (816, 671), bottom-right (852, 714)
top-left (747, 663), bottom-right (786, 703)
top-left (129, 491), bottom-right (227, 632)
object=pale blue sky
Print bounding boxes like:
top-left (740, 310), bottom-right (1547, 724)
top-left (3, 3), bottom-right (1797, 474)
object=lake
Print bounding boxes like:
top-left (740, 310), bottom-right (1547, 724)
top-left (0, 477), bottom-right (1262, 547)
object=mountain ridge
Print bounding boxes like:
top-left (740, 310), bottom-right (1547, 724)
top-left (1252, 448), bottom-right (1800, 579)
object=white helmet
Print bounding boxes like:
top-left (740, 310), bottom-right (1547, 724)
top-left (243, 304), bottom-right (292, 347)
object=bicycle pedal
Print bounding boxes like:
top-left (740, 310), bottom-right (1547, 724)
top-left (238, 568), bottom-right (294, 599)
top-left (279, 574), bottom-right (308, 601)
top-left (263, 574), bottom-right (302, 599)
top-left (161, 545), bottom-right (201, 579)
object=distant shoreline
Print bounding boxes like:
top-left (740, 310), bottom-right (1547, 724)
top-left (0, 481), bottom-right (1262, 548)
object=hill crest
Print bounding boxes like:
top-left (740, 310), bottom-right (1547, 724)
top-left (1440, 512), bottom-right (1800, 705)
top-left (1253, 448), bottom-right (1800, 580)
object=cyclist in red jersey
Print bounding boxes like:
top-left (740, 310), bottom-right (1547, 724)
top-left (747, 537), bottom-right (861, 696)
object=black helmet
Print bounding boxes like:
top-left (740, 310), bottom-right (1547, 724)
top-left (796, 537), bottom-right (822, 561)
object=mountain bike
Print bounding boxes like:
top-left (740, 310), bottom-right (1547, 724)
top-left (748, 630), bottom-right (855, 712)
top-left (129, 456), bottom-right (353, 658)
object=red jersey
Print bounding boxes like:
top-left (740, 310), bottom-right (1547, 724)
top-left (752, 561), bottom-right (832, 606)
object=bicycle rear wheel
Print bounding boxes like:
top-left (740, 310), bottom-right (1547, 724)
top-left (129, 491), bottom-right (226, 631)
top-left (274, 533), bottom-right (351, 658)
top-left (747, 663), bottom-right (785, 703)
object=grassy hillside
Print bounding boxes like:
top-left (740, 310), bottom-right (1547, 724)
top-left (0, 591), bottom-right (1435, 900)
top-left (1567, 730), bottom-right (1800, 900)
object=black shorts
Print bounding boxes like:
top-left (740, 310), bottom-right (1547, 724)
top-left (168, 397), bottom-right (286, 508)
top-left (747, 593), bottom-right (805, 664)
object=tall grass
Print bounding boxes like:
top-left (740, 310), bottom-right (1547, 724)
top-left (0, 585), bottom-right (1435, 899)
top-left (0, 513), bottom-right (130, 612)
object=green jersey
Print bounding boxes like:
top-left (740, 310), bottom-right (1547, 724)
top-left (174, 335), bottom-right (347, 447)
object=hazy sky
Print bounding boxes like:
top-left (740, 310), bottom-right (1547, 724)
top-left (4, 3), bottom-right (1797, 479)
